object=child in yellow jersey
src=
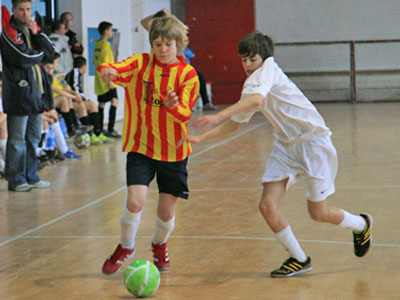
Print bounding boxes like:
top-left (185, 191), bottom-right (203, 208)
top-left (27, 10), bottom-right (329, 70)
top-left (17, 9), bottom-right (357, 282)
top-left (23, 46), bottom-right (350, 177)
top-left (93, 21), bottom-right (121, 138)
top-left (99, 15), bottom-right (199, 275)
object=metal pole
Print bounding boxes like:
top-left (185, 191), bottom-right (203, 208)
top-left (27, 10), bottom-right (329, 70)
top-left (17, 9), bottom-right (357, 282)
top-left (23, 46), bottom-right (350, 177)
top-left (350, 41), bottom-right (356, 103)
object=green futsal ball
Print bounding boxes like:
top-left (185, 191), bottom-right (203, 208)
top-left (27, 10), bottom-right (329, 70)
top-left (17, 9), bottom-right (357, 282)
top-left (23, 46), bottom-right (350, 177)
top-left (124, 260), bottom-right (160, 298)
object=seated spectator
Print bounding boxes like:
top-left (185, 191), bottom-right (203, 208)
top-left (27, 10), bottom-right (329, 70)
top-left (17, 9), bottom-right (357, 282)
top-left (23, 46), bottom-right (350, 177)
top-left (66, 56), bottom-right (111, 144)
top-left (43, 53), bottom-right (92, 137)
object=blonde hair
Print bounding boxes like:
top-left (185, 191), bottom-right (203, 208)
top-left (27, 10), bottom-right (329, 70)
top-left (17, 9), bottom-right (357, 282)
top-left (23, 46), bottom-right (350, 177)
top-left (149, 16), bottom-right (188, 56)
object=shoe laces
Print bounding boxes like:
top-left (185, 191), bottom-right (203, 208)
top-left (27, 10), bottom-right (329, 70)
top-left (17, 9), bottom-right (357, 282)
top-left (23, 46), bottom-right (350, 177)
top-left (110, 245), bottom-right (131, 263)
top-left (152, 244), bottom-right (168, 262)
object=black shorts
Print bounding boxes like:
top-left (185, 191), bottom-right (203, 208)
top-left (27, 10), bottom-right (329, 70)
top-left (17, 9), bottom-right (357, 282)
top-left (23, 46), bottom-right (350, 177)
top-left (126, 152), bottom-right (189, 199)
top-left (97, 88), bottom-right (118, 103)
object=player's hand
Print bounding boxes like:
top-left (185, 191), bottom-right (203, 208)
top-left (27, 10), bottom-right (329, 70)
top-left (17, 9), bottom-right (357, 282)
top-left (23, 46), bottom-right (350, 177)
top-left (108, 82), bottom-right (115, 89)
top-left (193, 114), bottom-right (222, 130)
top-left (26, 20), bottom-right (38, 35)
top-left (163, 90), bottom-right (179, 109)
top-left (177, 135), bottom-right (202, 148)
top-left (100, 68), bottom-right (117, 83)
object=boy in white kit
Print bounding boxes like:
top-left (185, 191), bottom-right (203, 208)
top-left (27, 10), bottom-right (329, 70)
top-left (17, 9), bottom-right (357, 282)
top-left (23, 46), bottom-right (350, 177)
top-left (179, 31), bottom-right (372, 277)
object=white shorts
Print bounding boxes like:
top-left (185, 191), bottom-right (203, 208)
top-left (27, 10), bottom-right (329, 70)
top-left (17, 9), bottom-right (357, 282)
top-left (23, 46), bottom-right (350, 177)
top-left (262, 135), bottom-right (338, 202)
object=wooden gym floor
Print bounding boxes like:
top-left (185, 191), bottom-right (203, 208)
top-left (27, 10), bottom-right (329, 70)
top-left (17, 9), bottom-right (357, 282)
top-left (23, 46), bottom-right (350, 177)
top-left (1, 102), bottom-right (400, 300)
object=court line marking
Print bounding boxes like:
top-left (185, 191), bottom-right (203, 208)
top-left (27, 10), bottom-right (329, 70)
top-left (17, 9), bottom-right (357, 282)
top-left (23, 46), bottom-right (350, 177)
top-left (0, 122), bottom-right (265, 249)
top-left (190, 185), bottom-right (400, 192)
top-left (17, 235), bottom-right (400, 249)
top-left (0, 187), bottom-right (124, 248)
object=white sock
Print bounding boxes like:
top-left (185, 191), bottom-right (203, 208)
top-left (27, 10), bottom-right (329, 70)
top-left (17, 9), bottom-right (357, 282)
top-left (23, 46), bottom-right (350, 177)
top-left (51, 122), bottom-right (68, 154)
top-left (120, 206), bottom-right (141, 250)
top-left (275, 225), bottom-right (307, 262)
top-left (338, 209), bottom-right (366, 232)
top-left (152, 215), bottom-right (175, 245)
top-left (0, 139), bottom-right (6, 160)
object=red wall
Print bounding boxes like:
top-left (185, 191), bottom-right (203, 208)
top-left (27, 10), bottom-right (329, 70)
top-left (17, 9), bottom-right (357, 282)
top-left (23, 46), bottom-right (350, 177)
top-left (185, 0), bottom-right (255, 104)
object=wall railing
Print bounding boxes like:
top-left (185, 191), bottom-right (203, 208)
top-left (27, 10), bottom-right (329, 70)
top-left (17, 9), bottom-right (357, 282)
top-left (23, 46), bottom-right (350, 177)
top-left (276, 39), bottom-right (400, 103)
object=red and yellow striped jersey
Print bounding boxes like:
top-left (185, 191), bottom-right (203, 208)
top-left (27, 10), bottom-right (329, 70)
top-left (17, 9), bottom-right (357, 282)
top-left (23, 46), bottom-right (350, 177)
top-left (97, 53), bottom-right (199, 162)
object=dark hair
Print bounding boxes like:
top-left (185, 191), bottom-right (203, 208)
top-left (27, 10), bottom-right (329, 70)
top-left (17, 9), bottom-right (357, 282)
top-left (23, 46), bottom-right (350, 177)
top-left (73, 56), bottom-right (87, 68)
top-left (51, 20), bottom-right (65, 33)
top-left (153, 10), bottom-right (167, 19)
top-left (12, 0), bottom-right (31, 9)
top-left (238, 31), bottom-right (274, 61)
top-left (98, 21), bottom-right (112, 36)
top-left (60, 12), bottom-right (72, 23)
top-left (42, 52), bottom-right (61, 65)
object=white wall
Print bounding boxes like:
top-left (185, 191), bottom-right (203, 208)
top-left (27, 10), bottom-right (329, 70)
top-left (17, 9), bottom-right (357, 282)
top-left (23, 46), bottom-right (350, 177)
top-left (255, 0), bottom-right (400, 101)
top-left (59, 0), bottom-right (170, 122)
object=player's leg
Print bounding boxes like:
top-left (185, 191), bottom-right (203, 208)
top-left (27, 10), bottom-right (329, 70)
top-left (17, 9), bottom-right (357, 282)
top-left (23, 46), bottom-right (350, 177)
top-left (97, 100), bottom-right (105, 134)
top-left (106, 96), bottom-right (121, 138)
top-left (84, 100), bottom-right (111, 143)
top-left (102, 185), bottom-right (147, 275)
top-left (307, 200), bottom-right (372, 257)
top-left (54, 95), bottom-right (75, 137)
top-left (151, 193), bottom-right (177, 271)
top-left (151, 157), bottom-right (189, 271)
top-left (260, 179), bottom-right (312, 277)
top-left (102, 153), bottom-right (155, 275)
top-left (305, 134), bottom-right (372, 258)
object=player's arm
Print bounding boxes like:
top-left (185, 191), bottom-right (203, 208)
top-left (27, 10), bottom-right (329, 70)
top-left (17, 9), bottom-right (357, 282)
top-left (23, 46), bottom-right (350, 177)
top-left (52, 86), bottom-right (76, 100)
top-left (140, 13), bottom-right (155, 31)
top-left (163, 69), bottom-right (200, 124)
top-left (97, 54), bottom-right (139, 88)
top-left (194, 93), bottom-right (263, 130)
top-left (177, 120), bottom-right (240, 148)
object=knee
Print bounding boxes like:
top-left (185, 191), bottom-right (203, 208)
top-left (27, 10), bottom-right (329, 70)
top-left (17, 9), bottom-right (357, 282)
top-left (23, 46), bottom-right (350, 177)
top-left (308, 207), bottom-right (326, 222)
top-left (158, 210), bottom-right (174, 222)
top-left (126, 200), bottom-right (144, 213)
top-left (259, 200), bottom-right (277, 220)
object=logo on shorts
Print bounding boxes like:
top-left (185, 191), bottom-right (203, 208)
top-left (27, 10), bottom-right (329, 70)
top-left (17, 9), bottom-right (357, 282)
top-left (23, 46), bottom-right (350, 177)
top-left (320, 189), bottom-right (327, 194)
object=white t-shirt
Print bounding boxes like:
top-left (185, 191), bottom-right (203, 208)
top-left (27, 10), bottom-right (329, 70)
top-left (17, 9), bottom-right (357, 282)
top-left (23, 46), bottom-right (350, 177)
top-left (0, 98), bottom-right (3, 113)
top-left (231, 57), bottom-right (331, 143)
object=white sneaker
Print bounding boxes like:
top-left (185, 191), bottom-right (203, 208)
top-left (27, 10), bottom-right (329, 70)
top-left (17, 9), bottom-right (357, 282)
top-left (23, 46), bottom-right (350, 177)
top-left (0, 158), bottom-right (5, 173)
top-left (30, 180), bottom-right (51, 189)
top-left (9, 183), bottom-right (32, 192)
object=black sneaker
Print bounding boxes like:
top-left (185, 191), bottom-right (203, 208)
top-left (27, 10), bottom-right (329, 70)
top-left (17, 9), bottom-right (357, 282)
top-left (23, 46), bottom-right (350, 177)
top-left (75, 125), bottom-right (94, 136)
top-left (270, 257), bottom-right (312, 278)
top-left (353, 213), bottom-right (373, 257)
top-left (105, 130), bottom-right (122, 138)
top-left (203, 103), bottom-right (217, 111)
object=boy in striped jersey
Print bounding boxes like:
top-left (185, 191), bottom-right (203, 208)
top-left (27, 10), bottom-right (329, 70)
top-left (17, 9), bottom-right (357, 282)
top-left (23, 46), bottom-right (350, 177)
top-left (100, 15), bottom-right (199, 274)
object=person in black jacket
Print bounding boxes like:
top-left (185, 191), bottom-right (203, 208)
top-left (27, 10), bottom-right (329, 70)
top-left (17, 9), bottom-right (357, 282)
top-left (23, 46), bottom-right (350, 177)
top-left (0, 0), bottom-right (55, 192)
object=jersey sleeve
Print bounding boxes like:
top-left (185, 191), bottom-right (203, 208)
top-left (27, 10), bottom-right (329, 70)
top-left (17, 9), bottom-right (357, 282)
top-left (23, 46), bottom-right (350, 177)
top-left (97, 54), bottom-right (141, 88)
top-left (165, 67), bottom-right (199, 124)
